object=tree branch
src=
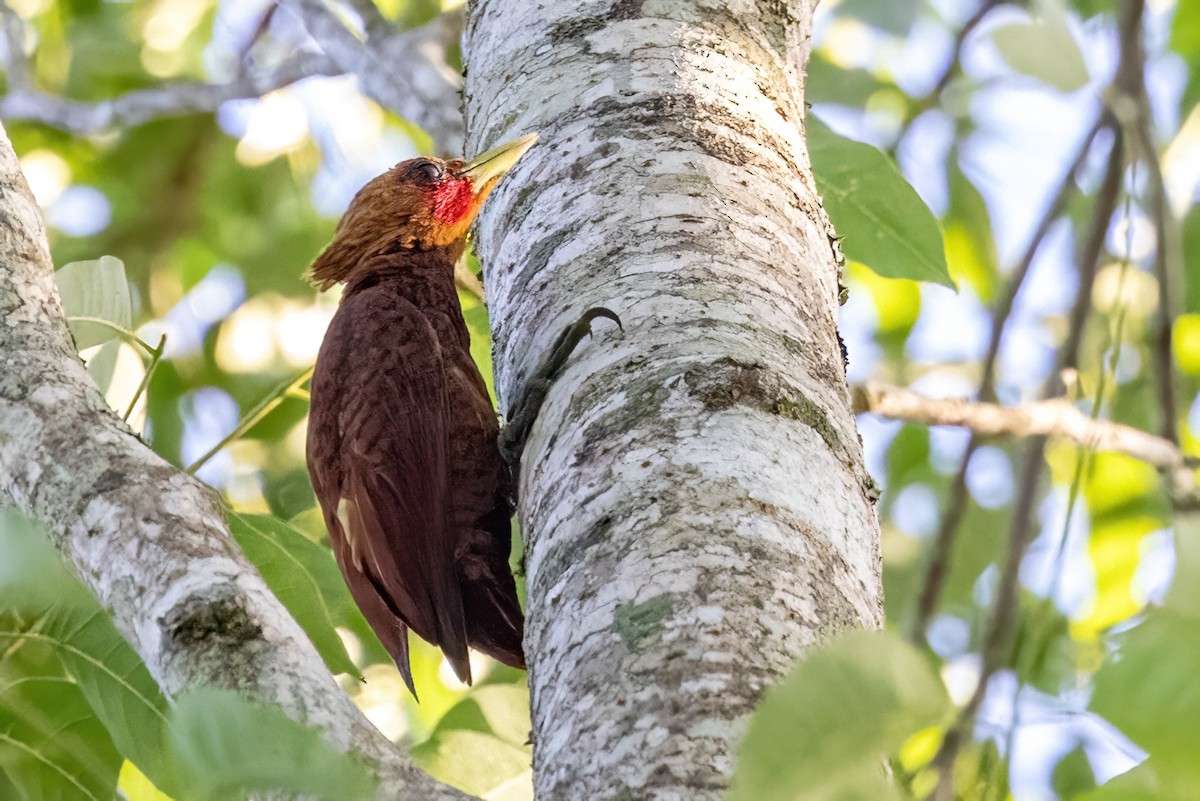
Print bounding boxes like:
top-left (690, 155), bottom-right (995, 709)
top-left (0, 4), bottom-right (466, 149)
top-left (0, 51), bottom-right (340, 134)
top-left (279, 0), bottom-right (465, 152)
top-left (853, 382), bottom-right (1196, 502)
top-left (0, 123), bottom-right (472, 801)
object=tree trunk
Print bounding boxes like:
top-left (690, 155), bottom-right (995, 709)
top-left (463, 1), bottom-right (883, 798)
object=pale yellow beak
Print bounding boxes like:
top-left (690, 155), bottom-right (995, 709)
top-left (460, 133), bottom-right (539, 187)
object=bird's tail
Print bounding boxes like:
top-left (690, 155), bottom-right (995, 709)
top-left (458, 550), bottom-right (526, 670)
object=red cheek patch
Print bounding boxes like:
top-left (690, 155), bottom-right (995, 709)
top-left (431, 177), bottom-right (475, 225)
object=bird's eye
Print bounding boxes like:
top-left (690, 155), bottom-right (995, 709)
top-left (410, 160), bottom-right (443, 183)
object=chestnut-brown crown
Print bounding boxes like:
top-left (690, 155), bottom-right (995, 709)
top-left (308, 134), bottom-right (538, 290)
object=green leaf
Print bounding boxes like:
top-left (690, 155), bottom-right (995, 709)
top-left (412, 730), bottom-right (532, 798)
top-left (944, 161), bottom-right (1000, 302)
top-left (1170, 1), bottom-right (1200, 58)
top-left (807, 52), bottom-right (893, 107)
top-left (85, 338), bottom-right (121, 395)
top-left (164, 688), bottom-right (377, 801)
top-left (808, 117), bottom-right (954, 287)
top-left (55, 255), bottom-right (134, 350)
top-left (431, 684), bottom-right (531, 747)
top-left (728, 629), bottom-right (951, 801)
top-left (0, 511), bottom-right (122, 801)
top-left (0, 510), bottom-right (178, 798)
top-left (1091, 606), bottom-right (1200, 796)
top-left (0, 665), bottom-right (120, 801)
top-left (226, 511), bottom-right (360, 677)
top-left (990, 0), bottom-right (1090, 92)
top-left (411, 685), bottom-right (533, 797)
top-left (1052, 746), bottom-right (1097, 798)
top-left (1081, 762), bottom-right (1186, 801)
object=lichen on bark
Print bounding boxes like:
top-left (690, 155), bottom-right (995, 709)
top-left (464, 1), bottom-right (883, 798)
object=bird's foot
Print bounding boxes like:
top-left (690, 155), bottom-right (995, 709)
top-left (499, 307), bottom-right (622, 477)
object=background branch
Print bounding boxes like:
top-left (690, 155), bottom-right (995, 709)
top-left (0, 52), bottom-right (338, 134)
top-left (854, 382), bottom-right (1195, 501)
top-left (279, 0), bottom-right (465, 152)
top-left (0, 3), bottom-right (465, 149)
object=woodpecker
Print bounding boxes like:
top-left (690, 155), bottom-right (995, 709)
top-left (305, 134), bottom-right (616, 697)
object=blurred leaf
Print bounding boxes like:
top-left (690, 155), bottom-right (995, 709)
top-left (728, 629), bottom-right (950, 801)
top-left (1053, 746), bottom-right (1097, 798)
top-left (431, 684), bottom-right (531, 747)
top-left (1173, 314), bottom-right (1200, 375)
top-left (885, 425), bottom-right (932, 488)
top-left (85, 338), bottom-right (121, 395)
top-left (1179, 209), bottom-right (1200, 314)
top-left (226, 511), bottom-right (360, 677)
top-left (952, 739), bottom-right (1007, 801)
top-left (55, 255), bottom-right (134, 349)
top-left (1012, 592), bottom-right (1077, 694)
top-left (808, 117), bottom-right (953, 288)
top-left (807, 52), bottom-right (892, 107)
top-left (1070, 0), bottom-right (1116, 15)
top-left (1081, 763), bottom-right (1176, 801)
top-left (0, 510), bottom-right (179, 798)
top-left (1091, 606), bottom-right (1200, 797)
top-left (837, 0), bottom-right (918, 35)
top-left (411, 685), bottom-right (533, 797)
top-left (1166, 517), bottom-right (1200, 612)
top-left (412, 730), bottom-right (531, 798)
top-left (1078, 514), bottom-right (1158, 636)
top-left (847, 262), bottom-right (922, 341)
top-left (1170, 2), bottom-right (1200, 60)
top-left (164, 688), bottom-right (377, 801)
top-left (942, 503), bottom-right (1011, 615)
top-left (990, 0), bottom-right (1090, 92)
top-left (0, 513), bottom-right (180, 801)
top-left (0, 659), bottom-right (120, 801)
top-left (119, 760), bottom-right (175, 801)
top-left (944, 161), bottom-right (1000, 303)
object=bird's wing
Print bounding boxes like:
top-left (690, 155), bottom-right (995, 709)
top-left (310, 291), bottom-right (472, 688)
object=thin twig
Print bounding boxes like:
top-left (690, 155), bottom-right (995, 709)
top-left (1116, 17), bottom-right (1183, 446)
top-left (911, 113), bottom-right (1113, 640)
top-left (890, 0), bottom-right (1001, 153)
top-left (927, 8), bottom-right (1135, 788)
top-left (123, 333), bottom-right (168, 422)
top-left (931, 0), bottom-right (1002, 98)
top-left (185, 367), bottom-right (314, 475)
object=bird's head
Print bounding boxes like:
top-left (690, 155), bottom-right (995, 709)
top-left (310, 133), bottom-right (538, 289)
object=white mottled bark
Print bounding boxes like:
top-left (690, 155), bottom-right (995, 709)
top-left (0, 125), bottom-right (470, 801)
top-left (464, 1), bottom-right (882, 798)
